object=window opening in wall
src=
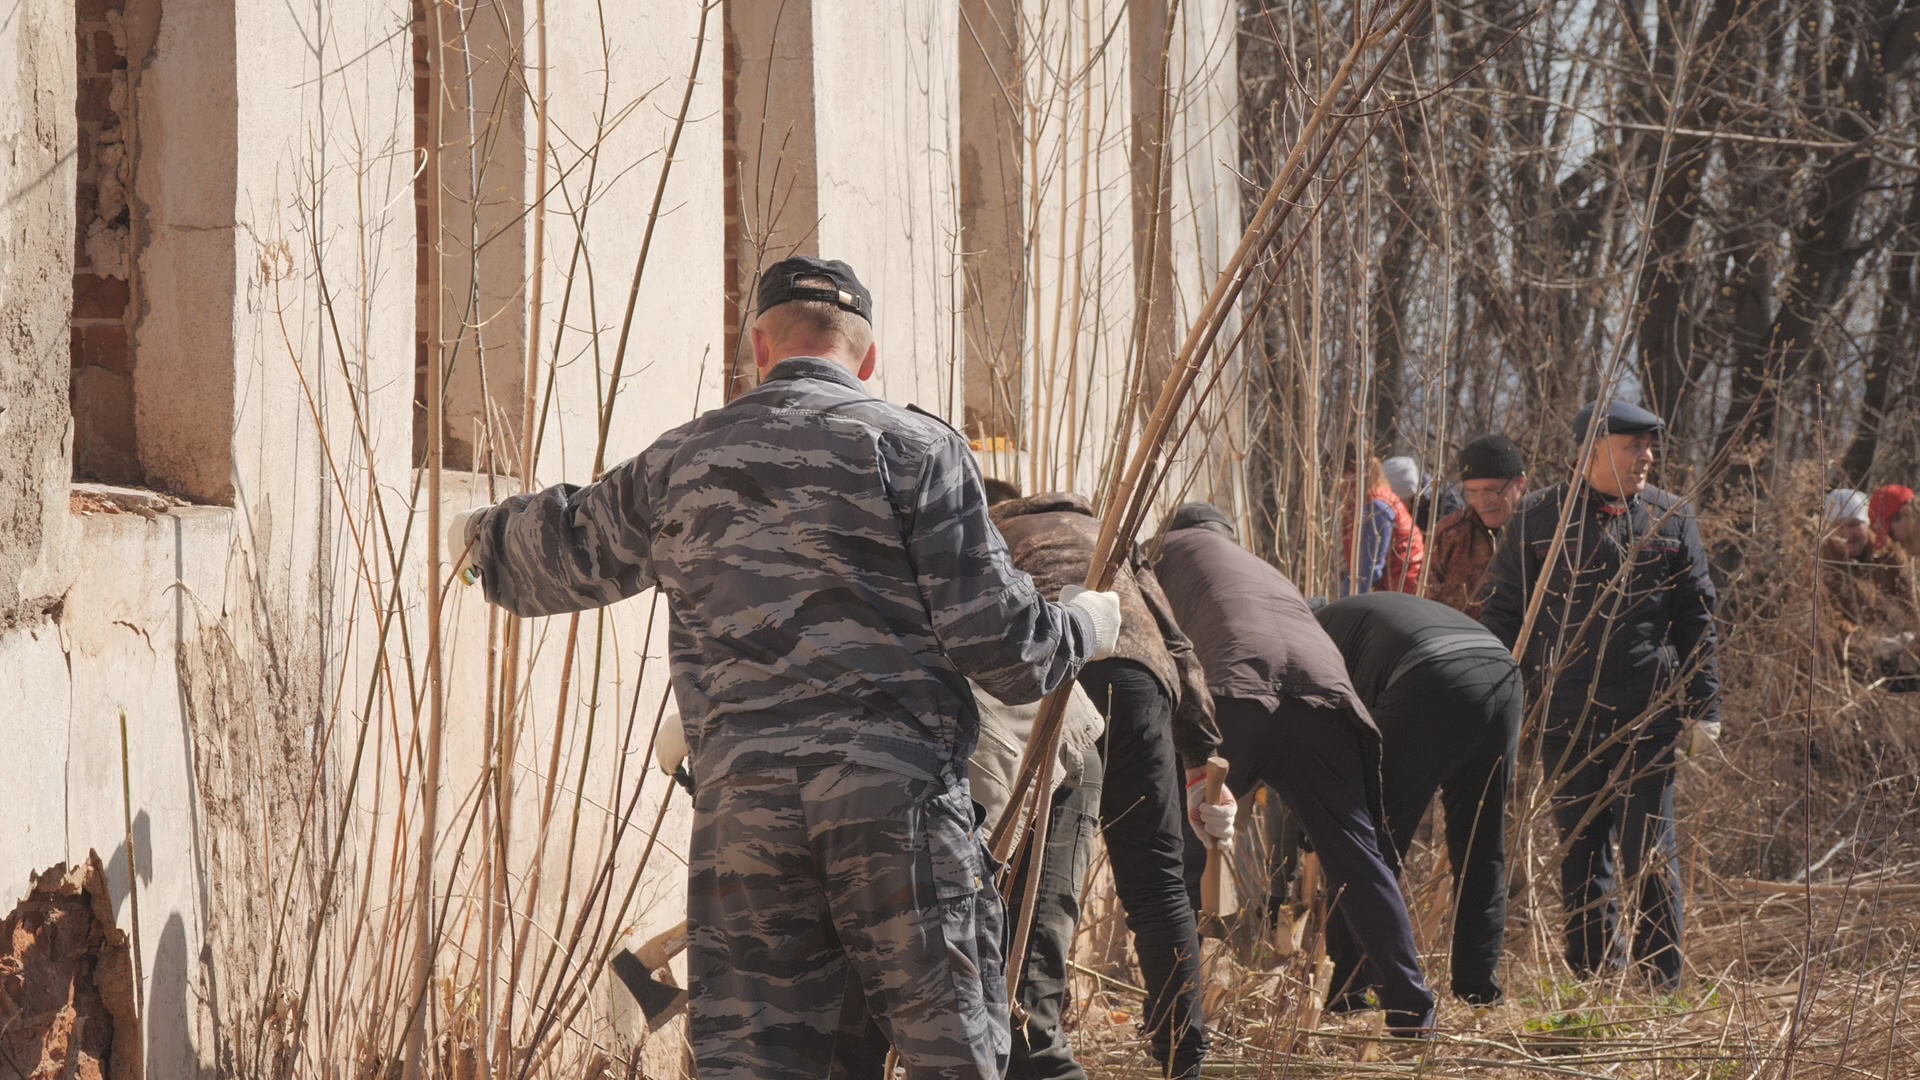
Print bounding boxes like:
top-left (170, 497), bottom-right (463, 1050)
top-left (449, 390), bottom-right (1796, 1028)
top-left (957, 0), bottom-right (1025, 451)
top-left (413, 0), bottom-right (528, 473)
top-left (69, 0), bottom-right (237, 506)
top-left (72, 0), bottom-right (139, 486)
top-left (722, 0), bottom-right (820, 402)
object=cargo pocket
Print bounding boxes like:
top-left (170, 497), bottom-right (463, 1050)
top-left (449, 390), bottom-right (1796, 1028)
top-left (924, 785), bottom-right (1006, 1030)
top-left (975, 837), bottom-right (1010, 1046)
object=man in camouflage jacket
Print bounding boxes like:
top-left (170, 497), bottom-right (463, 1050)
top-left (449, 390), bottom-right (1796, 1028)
top-left (454, 257), bottom-right (1123, 1078)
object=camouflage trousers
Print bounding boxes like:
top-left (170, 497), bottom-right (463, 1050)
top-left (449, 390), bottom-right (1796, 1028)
top-left (688, 762), bottom-right (1010, 1078)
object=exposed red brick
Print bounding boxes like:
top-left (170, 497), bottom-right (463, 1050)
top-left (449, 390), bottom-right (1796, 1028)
top-left (71, 322), bottom-right (132, 374)
top-left (76, 78), bottom-right (116, 124)
top-left (70, 367), bottom-right (141, 484)
top-left (71, 274), bottom-right (131, 319)
top-left (0, 855), bottom-right (138, 1080)
top-left (94, 31), bottom-right (124, 72)
top-left (74, 0), bottom-right (118, 22)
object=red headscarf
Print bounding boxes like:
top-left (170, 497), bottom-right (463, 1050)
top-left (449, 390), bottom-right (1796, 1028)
top-left (1868, 484), bottom-right (1914, 548)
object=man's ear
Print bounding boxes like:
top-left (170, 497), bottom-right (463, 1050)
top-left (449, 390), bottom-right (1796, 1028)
top-left (856, 340), bottom-right (878, 382)
top-left (751, 324), bottom-right (773, 373)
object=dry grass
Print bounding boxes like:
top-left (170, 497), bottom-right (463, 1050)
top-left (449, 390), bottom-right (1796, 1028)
top-left (1052, 465), bottom-right (1920, 1078)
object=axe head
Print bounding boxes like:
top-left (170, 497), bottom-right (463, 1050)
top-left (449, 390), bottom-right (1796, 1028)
top-left (611, 948), bottom-right (688, 1030)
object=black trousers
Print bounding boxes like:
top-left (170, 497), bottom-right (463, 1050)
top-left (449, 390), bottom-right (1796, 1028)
top-left (1191, 696), bottom-right (1436, 1029)
top-left (1540, 728), bottom-right (1684, 989)
top-left (1080, 659), bottom-right (1207, 1078)
top-left (832, 755), bottom-right (1105, 1080)
top-left (1326, 653), bottom-right (1520, 1007)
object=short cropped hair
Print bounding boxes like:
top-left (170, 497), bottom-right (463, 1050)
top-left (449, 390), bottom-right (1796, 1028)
top-left (980, 477), bottom-right (1022, 505)
top-left (756, 274), bottom-right (874, 357)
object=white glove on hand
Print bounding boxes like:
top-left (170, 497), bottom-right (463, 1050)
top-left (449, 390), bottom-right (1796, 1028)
top-left (1686, 720), bottom-right (1722, 758)
top-left (1060, 585), bottom-right (1122, 661)
top-left (1185, 777), bottom-right (1237, 848)
top-left (447, 506), bottom-right (488, 584)
top-left (1871, 632), bottom-right (1916, 666)
top-left (653, 705), bottom-right (689, 776)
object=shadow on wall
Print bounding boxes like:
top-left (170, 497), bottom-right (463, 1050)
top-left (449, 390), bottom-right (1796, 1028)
top-left (147, 913), bottom-right (197, 1079)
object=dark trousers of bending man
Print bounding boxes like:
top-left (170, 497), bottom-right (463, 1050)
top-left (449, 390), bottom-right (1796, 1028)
top-left (1079, 658), bottom-right (1210, 1076)
top-left (1315, 590), bottom-right (1522, 1007)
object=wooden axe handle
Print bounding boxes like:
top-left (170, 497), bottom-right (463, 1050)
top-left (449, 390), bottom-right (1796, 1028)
top-left (634, 920), bottom-right (689, 971)
top-left (1199, 756), bottom-right (1236, 917)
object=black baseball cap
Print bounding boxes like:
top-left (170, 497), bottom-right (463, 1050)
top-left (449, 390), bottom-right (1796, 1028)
top-left (756, 256), bottom-right (873, 324)
top-left (1459, 434), bottom-right (1525, 480)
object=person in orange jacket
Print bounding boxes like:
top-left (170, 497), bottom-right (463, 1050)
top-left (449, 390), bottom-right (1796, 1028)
top-left (1339, 453), bottom-right (1426, 596)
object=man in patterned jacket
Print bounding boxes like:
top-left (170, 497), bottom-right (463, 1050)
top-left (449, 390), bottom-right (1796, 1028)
top-left (451, 256), bottom-right (1123, 1078)
top-left (1424, 434), bottom-right (1527, 620)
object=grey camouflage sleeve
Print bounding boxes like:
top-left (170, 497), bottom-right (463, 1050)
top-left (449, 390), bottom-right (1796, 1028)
top-left (906, 433), bottom-right (1093, 705)
top-left (468, 459), bottom-right (658, 618)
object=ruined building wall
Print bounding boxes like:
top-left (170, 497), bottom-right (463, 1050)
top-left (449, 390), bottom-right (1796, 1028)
top-left (0, 0), bottom-right (1244, 1074)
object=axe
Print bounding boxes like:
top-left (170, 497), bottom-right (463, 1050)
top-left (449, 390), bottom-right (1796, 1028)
top-left (1199, 757), bottom-right (1238, 918)
top-left (610, 920), bottom-right (689, 1029)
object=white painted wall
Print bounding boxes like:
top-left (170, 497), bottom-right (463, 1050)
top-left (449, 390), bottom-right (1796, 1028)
top-left (0, 1), bottom-right (1243, 1074)
top-left (1019, 0), bottom-right (1139, 497)
top-left (813, 1), bottom-right (964, 416)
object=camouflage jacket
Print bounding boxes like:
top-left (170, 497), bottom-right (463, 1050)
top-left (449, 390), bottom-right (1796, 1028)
top-left (466, 356), bottom-right (1096, 784)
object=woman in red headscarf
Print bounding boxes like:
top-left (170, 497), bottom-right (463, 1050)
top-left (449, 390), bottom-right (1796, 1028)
top-left (1869, 485), bottom-right (1917, 557)
top-left (1862, 485), bottom-right (1920, 684)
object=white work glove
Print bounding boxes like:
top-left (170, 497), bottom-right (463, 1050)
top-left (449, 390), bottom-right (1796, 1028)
top-left (1685, 720), bottom-right (1722, 758)
top-left (1871, 632), bottom-right (1916, 667)
top-left (653, 705), bottom-right (689, 776)
top-left (447, 505), bottom-right (488, 584)
top-left (1060, 585), bottom-right (1122, 661)
top-left (1185, 776), bottom-right (1238, 848)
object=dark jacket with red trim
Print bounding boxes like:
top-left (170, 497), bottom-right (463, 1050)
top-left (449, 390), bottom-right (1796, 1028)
top-left (1479, 482), bottom-right (1721, 740)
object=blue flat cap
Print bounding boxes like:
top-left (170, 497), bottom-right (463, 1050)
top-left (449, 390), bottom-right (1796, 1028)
top-left (1574, 399), bottom-right (1664, 437)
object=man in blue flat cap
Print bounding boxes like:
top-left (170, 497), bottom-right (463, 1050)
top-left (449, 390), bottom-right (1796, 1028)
top-left (1479, 398), bottom-right (1720, 991)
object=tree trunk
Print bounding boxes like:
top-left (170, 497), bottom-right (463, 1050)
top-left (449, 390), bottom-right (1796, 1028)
top-left (1841, 176), bottom-right (1920, 483)
top-left (1715, 2), bottom-right (1920, 458)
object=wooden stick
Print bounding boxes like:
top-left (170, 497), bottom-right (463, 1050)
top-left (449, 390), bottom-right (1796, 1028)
top-left (405, 0), bottom-right (448, 1070)
top-left (1297, 853), bottom-right (1331, 1034)
top-left (1199, 757), bottom-right (1236, 917)
top-left (1723, 877), bottom-right (1920, 899)
top-left (990, 0), bottom-right (1421, 871)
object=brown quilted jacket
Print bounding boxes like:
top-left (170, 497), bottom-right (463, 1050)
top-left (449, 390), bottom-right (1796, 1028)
top-left (990, 493), bottom-right (1221, 769)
